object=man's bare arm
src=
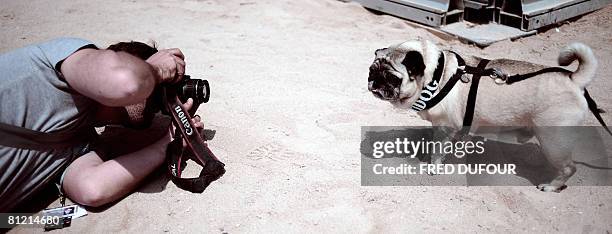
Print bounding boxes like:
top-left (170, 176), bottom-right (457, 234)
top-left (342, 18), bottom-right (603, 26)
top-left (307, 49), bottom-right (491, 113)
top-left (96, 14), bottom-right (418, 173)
top-left (60, 47), bottom-right (185, 107)
top-left (60, 48), bottom-right (159, 107)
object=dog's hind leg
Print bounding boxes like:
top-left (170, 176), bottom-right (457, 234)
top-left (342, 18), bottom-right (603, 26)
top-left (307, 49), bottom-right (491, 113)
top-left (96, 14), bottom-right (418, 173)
top-left (516, 127), bottom-right (535, 144)
top-left (534, 126), bottom-right (578, 192)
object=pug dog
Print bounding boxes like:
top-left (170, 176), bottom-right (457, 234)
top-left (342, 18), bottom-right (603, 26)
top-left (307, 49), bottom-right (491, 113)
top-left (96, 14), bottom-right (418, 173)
top-left (368, 40), bottom-right (599, 192)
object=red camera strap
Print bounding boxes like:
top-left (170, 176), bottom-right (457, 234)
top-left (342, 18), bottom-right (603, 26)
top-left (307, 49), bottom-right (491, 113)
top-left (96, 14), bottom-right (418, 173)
top-left (163, 89), bottom-right (225, 193)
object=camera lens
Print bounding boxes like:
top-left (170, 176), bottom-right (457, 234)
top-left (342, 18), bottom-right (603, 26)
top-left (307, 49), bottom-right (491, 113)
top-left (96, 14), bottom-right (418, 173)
top-left (178, 77), bottom-right (210, 105)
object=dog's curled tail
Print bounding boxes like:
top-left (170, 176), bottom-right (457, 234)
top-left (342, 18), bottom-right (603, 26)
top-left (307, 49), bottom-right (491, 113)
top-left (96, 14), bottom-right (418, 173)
top-left (558, 42), bottom-right (598, 88)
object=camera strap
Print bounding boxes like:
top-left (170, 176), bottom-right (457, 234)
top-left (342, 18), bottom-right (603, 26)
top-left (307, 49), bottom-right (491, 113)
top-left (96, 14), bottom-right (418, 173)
top-left (0, 122), bottom-right (94, 150)
top-left (162, 89), bottom-right (225, 193)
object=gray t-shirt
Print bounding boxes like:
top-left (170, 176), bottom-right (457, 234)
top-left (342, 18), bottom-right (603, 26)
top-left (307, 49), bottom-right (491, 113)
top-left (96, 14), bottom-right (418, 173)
top-left (0, 37), bottom-right (99, 212)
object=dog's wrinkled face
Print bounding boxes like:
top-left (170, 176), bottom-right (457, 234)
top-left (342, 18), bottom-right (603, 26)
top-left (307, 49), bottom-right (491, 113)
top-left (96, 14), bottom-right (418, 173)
top-left (368, 45), bottom-right (426, 107)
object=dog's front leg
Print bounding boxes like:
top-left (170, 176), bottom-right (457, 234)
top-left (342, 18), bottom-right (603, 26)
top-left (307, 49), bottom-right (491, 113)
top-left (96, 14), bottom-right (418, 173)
top-left (430, 127), bottom-right (455, 166)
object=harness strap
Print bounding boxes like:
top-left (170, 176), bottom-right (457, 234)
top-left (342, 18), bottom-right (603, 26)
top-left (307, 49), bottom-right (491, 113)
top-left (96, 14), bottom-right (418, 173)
top-left (411, 52), bottom-right (446, 111)
top-left (462, 59), bottom-right (490, 127)
top-left (412, 51), bottom-right (474, 112)
top-left (419, 72), bottom-right (463, 110)
top-left (430, 52), bottom-right (446, 85)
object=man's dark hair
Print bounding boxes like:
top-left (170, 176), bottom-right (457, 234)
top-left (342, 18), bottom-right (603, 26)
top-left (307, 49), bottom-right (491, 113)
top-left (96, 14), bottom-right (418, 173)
top-left (107, 41), bottom-right (158, 60)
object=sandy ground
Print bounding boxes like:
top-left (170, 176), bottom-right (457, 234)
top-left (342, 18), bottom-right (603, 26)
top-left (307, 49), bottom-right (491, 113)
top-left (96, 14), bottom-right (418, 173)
top-left (2, 0), bottom-right (612, 233)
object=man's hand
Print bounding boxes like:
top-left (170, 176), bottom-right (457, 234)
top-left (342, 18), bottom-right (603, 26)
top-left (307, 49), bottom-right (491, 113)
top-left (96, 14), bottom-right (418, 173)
top-left (180, 98), bottom-right (204, 141)
top-left (146, 48), bottom-right (186, 84)
top-left (181, 98), bottom-right (204, 129)
top-left (164, 98), bottom-right (204, 144)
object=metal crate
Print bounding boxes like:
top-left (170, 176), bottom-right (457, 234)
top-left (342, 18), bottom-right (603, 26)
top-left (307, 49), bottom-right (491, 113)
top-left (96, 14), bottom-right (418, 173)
top-left (353, 0), bottom-right (465, 27)
top-left (354, 0), bottom-right (610, 31)
top-left (496, 0), bottom-right (611, 31)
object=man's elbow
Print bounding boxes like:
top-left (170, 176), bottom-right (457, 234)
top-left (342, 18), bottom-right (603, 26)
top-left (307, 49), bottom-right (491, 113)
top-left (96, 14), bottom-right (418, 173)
top-left (102, 68), bottom-right (155, 106)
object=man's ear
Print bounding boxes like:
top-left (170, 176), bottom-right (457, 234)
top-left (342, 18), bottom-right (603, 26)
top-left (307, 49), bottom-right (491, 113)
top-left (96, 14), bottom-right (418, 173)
top-left (401, 51), bottom-right (425, 77)
top-left (375, 47), bottom-right (388, 57)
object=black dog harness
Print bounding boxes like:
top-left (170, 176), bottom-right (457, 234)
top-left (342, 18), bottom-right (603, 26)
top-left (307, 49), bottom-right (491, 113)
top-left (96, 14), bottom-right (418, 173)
top-left (411, 51), bottom-right (612, 136)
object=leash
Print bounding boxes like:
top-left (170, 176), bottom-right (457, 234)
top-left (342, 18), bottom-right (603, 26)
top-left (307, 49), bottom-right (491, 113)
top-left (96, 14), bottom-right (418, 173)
top-left (411, 51), bottom-right (612, 136)
top-left (583, 89), bottom-right (612, 136)
top-left (162, 88), bottom-right (225, 193)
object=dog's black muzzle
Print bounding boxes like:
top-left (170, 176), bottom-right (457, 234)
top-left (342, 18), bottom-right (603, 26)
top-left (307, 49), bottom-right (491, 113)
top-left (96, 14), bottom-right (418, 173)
top-left (368, 62), bottom-right (401, 101)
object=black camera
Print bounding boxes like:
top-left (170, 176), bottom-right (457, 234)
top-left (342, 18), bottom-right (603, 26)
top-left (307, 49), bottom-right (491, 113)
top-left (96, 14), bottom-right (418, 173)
top-left (156, 75), bottom-right (210, 117)
top-left (172, 75), bottom-right (210, 106)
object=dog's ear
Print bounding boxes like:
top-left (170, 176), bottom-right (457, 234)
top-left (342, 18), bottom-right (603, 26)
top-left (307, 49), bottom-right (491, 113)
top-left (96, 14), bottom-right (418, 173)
top-left (401, 51), bottom-right (425, 77)
top-left (375, 48), bottom-right (389, 57)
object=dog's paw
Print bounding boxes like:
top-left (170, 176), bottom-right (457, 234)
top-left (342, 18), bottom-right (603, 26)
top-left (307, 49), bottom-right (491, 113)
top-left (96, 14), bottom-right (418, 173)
top-left (426, 157), bottom-right (445, 176)
top-left (536, 184), bottom-right (567, 193)
top-left (426, 163), bottom-right (444, 176)
top-left (431, 155), bottom-right (444, 165)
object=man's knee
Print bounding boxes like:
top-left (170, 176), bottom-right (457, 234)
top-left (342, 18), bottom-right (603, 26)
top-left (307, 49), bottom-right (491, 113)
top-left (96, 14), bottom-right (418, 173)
top-left (62, 152), bottom-right (109, 207)
top-left (65, 178), bottom-right (107, 207)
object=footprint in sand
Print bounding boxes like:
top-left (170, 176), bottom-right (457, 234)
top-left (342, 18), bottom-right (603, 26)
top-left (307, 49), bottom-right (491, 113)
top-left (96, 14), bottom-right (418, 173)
top-left (247, 142), bottom-right (295, 161)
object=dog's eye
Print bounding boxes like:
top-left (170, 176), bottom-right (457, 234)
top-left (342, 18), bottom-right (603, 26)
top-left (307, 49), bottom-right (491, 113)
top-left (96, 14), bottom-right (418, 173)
top-left (404, 71), bottom-right (414, 81)
top-left (385, 72), bottom-right (402, 86)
